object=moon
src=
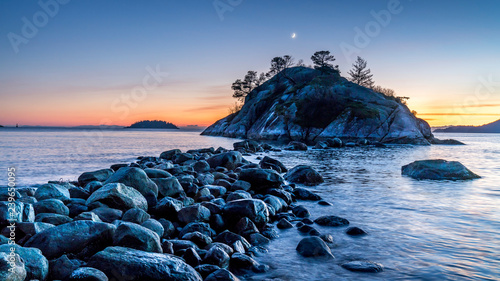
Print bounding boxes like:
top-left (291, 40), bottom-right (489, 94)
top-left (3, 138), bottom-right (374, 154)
top-left (291, 33), bottom-right (296, 39)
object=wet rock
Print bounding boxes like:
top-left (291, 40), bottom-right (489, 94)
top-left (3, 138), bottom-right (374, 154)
top-left (264, 195), bottom-right (287, 213)
top-left (182, 231), bottom-right (212, 248)
top-left (0, 252), bottom-right (26, 281)
top-left (302, 218), bottom-right (314, 225)
top-left (25, 220), bottom-right (115, 259)
top-left (110, 163), bottom-right (128, 171)
top-left (179, 222), bottom-right (215, 238)
top-left (153, 176), bottom-right (185, 198)
top-left (122, 207), bottom-right (150, 224)
top-left (144, 168), bottom-right (172, 178)
top-left (229, 180), bottom-right (251, 192)
top-left (34, 198), bottom-right (69, 216)
top-left (346, 226), bottom-right (367, 236)
top-left (402, 159), bottom-right (480, 180)
top-left (183, 247), bottom-right (202, 267)
top-left (195, 264), bottom-right (220, 279)
top-left (238, 168), bottom-right (284, 192)
top-left (267, 188), bottom-right (293, 205)
top-left (234, 217), bottom-right (259, 238)
top-left (207, 151), bottom-right (243, 170)
top-left (85, 181), bottom-right (103, 194)
top-left (178, 204), bottom-right (211, 225)
top-left (296, 237), bottom-right (334, 258)
top-left (74, 211), bottom-right (103, 222)
top-left (66, 267), bottom-right (109, 281)
top-left (158, 218), bottom-right (176, 238)
top-left (0, 244), bottom-right (48, 281)
top-left (173, 152), bottom-right (194, 164)
top-left (49, 255), bottom-right (83, 280)
top-left (35, 213), bottom-right (73, 225)
top-left (292, 205), bottom-right (310, 218)
top-left (285, 141), bottom-right (308, 151)
top-left (297, 224), bottom-right (316, 234)
top-left (159, 149), bottom-right (182, 160)
top-left (193, 160), bottom-right (211, 173)
top-left (277, 218), bottom-right (293, 229)
top-left (104, 167), bottom-right (159, 199)
top-left (314, 215), bottom-right (350, 227)
top-left (91, 207), bottom-right (122, 223)
top-left (222, 199), bottom-right (269, 228)
top-left (230, 252), bottom-right (261, 271)
top-left (205, 268), bottom-right (240, 281)
top-left (214, 231), bottom-right (251, 250)
top-left (113, 222), bottom-right (162, 253)
top-left (205, 242), bottom-right (234, 256)
top-left (326, 138), bottom-right (343, 148)
top-left (314, 141), bottom-right (329, 149)
top-left (285, 165), bottom-right (324, 186)
top-left (69, 185), bottom-right (90, 199)
top-left (318, 200), bottom-right (332, 206)
top-left (86, 183), bottom-right (148, 211)
top-left (34, 183), bottom-right (70, 202)
top-left (15, 222), bottom-right (55, 237)
top-left (341, 261), bottom-right (384, 272)
top-left (78, 169), bottom-right (114, 186)
top-left (261, 227), bottom-right (279, 239)
top-left (204, 245), bottom-right (230, 268)
top-left (153, 196), bottom-right (183, 220)
top-left (142, 218), bottom-right (164, 237)
top-left (259, 156), bottom-right (288, 173)
top-left (249, 233), bottom-right (270, 246)
top-left (87, 246), bottom-right (202, 281)
top-left (293, 187), bottom-right (322, 201)
top-left (226, 190), bottom-right (252, 202)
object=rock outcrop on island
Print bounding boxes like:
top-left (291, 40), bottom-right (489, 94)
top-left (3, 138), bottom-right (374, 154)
top-left (202, 67), bottom-right (437, 145)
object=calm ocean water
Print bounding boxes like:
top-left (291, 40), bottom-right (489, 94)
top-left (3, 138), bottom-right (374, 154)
top-left (0, 128), bottom-right (499, 280)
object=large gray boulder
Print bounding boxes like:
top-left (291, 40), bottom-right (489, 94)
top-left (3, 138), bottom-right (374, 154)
top-left (78, 169), bottom-right (114, 186)
top-left (104, 167), bottom-right (159, 198)
top-left (0, 244), bottom-right (48, 281)
top-left (206, 151), bottom-right (243, 170)
top-left (285, 165), bottom-right (324, 186)
top-left (153, 176), bottom-right (184, 198)
top-left (86, 183), bottom-right (148, 211)
top-left (34, 198), bottom-right (69, 216)
top-left (402, 159), bottom-right (480, 180)
top-left (113, 222), bottom-right (162, 253)
top-left (24, 220), bottom-right (116, 259)
top-left (222, 199), bottom-right (269, 228)
top-left (34, 183), bottom-right (70, 202)
top-left (238, 168), bottom-right (284, 192)
top-left (87, 246), bottom-right (202, 281)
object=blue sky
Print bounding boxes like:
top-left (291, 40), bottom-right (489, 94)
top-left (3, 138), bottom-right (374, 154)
top-left (1, 0), bottom-right (499, 126)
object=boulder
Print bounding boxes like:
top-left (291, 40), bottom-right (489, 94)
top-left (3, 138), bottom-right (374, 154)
top-left (48, 255), bottom-right (83, 280)
top-left (0, 244), bottom-right (48, 281)
top-left (296, 237), bottom-right (334, 258)
top-left (205, 268), bottom-right (240, 281)
top-left (153, 176), bottom-right (185, 198)
top-left (91, 207), bottom-right (122, 223)
top-left (402, 159), bottom-right (480, 180)
top-left (104, 167), bottom-right (159, 198)
top-left (122, 207), bottom-right (150, 224)
top-left (192, 161), bottom-right (211, 173)
top-left (87, 246), bottom-right (202, 281)
top-left (259, 156), bottom-right (288, 173)
top-left (178, 204), bottom-right (211, 225)
top-left (0, 201), bottom-right (23, 224)
top-left (113, 222), bottom-right (162, 253)
top-left (285, 165), bottom-right (324, 186)
top-left (159, 149), bottom-right (182, 160)
top-left (229, 180), bottom-right (251, 192)
top-left (74, 211), bottom-right (103, 222)
top-left (142, 218), bottom-right (164, 237)
top-left (78, 169), bottom-right (114, 186)
top-left (179, 222), bottom-right (215, 238)
top-left (66, 267), bottom-right (109, 281)
top-left (0, 252), bottom-right (26, 281)
top-left (346, 226), bottom-right (367, 236)
top-left (206, 151), bottom-right (243, 170)
top-left (144, 168), bottom-right (172, 178)
top-left (24, 220), bottom-right (116, 259)
top-left (223, 199), bottom-right (269, 228)
top-left (326, 138), bottom-right (343, 148)
top-left (238, 168), bottom-right (284, 192)
top-left (153, 197), bottom-right (183, 220)
top-left (35, 213), bottom-right (73, 225)
top-left (314, 215), bottom-right (350, 227)
top-left (34, 198), bottom-right (69, 216)
top-left (293, 187), bottom-right (322, 201)
top-left (277, 218), bottom-right (293, 229)
top-left (204, 245), bottom-right (230, 268)
top-left (341, 261), bottom-right (384, 272)
top-left (284, 141), bottom-right (308, 151)
top-left (182, 231), bottom-right (212, 248)
top-left (86, 183), bottom-right (148, 211)
top-left (34, 183), bottom-right (70, 202)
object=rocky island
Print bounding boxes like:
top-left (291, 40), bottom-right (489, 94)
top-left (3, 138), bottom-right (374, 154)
top-left (202, 66), bottom-right (442, 145)
top-left (434, 119), bottom-right (500, 133)
top-left (126, 120), bottom-right (179, 129)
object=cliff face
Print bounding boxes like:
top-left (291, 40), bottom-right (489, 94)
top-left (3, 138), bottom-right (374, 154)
top-left (202, 67), bottom-right (434, 145)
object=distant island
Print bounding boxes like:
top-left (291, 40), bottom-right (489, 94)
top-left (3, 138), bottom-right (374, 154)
top-left (126, 120), bottom-right (179, 129)
top-left (434, 119), bottom-right (500, 133)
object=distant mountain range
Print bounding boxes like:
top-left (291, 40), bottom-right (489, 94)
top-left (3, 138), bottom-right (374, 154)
top-left (434, 119), bottom-right (500, 133)
top-left (126, 120), bottom-right (179, 129)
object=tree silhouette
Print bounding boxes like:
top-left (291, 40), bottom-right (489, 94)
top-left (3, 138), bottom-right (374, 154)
top-left (311, 51), bottom-right (338, 72)
top-left (232, 70), bottom-right (266, 101)
top-left (348, 56), bottom-right (374, 88)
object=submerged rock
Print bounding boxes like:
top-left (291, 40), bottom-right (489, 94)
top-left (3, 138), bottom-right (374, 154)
top-left (296, 237), bottom-right (334, 258)
top-left (402, 159), bottom-right (480, 180)
top-left (285, 165), bottom-right (324, 186)
top-left (341, 261), bottom-right (384, 272)
top-left (314, 215), bottom-right (350, 227)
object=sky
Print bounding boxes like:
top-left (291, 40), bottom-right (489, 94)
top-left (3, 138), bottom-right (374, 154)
top-left (1, 0), bottom-right (499, 127)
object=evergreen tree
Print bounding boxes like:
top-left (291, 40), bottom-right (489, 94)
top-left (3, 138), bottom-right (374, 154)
top-left (348, 56), bottom-right (374, 88)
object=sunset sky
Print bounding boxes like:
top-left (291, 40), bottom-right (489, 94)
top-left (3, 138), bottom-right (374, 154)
top-left (1, 0), bottom-right (499, 127)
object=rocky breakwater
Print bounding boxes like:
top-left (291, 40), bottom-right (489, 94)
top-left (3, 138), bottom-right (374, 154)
top-left (0, 142), bottom-right (383, 280)
top-left (202, 66), bottom-right (458, 145)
